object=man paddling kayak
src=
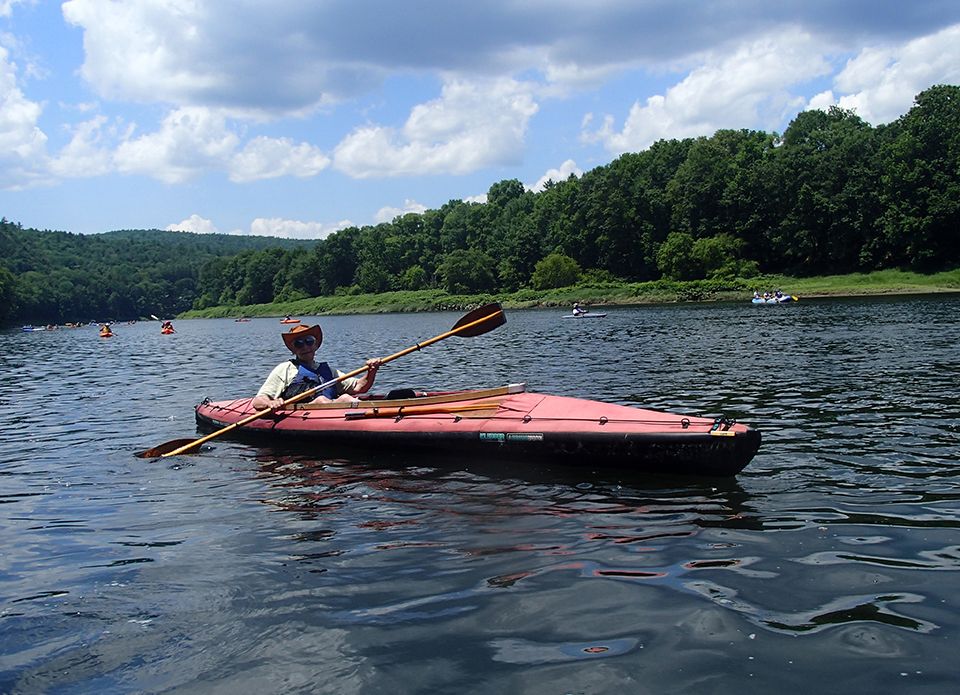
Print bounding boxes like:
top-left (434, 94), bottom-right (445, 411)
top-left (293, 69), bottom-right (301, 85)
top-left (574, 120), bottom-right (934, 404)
top-left (251, 323), bottom-right (383, 410)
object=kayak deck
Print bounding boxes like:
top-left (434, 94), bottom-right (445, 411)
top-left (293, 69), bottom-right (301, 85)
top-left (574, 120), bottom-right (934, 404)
top-left (195, 384), bottom-right (760, 477)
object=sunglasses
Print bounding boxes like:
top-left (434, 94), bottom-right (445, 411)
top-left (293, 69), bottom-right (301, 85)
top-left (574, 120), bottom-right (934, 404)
top-left (293, 336), bottom-right (317, 348)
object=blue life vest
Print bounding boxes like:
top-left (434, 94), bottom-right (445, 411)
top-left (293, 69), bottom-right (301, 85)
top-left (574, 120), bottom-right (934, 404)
top-left (281, 360), bottom-right (337, 400)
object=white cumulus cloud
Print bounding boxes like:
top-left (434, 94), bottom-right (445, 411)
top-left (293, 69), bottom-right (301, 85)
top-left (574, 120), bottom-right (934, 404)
top-left (165, 215), bottom-right (350, 239)
top-left (229, 136), bottom-right (331, 183)
top-left (167, 214), bottom-right (219, 234)
top-left (0, 43), bottom-right (49, 188)
top-left (811, 24), bottom-right (960, 124)
top-left (49, 115), bottom-right (113, 178)
top-left (0, 0), bottom-right (29, 18)
top-left (529, 159), bottom-right (582, 192)
top-left (111, 106), bottom-right (328, 184)
top-left (114, 107), bottom-right (239, 183)
top-left (374, 199), bottom-right (428, 223)
top-left (248, 217), bottom-right (352, 240)
top-left (583, 29), bottom-right (828, 154)
top-left (333, 78), bottom-right (539, 178)
top-left (62, 0), bottom-right (221, 105)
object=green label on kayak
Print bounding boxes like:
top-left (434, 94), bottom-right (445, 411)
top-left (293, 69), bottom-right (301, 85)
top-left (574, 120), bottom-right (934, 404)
top-left (480, 432), bottom-right (544, 443)
top-left (479, 432), bottom-right (506, 442)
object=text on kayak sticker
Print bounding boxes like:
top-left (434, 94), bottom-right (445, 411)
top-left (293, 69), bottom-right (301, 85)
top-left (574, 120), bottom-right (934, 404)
top-left (480, 432), bottom-right (544, 443)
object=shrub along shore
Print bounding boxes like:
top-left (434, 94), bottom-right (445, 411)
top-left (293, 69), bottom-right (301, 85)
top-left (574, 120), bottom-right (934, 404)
top-left (179, 268), bottom-right (960, 319)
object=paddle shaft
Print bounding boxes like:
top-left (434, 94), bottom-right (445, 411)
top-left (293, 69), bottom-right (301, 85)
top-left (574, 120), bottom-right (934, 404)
top-left (158, 306), bottom-right (504, 457)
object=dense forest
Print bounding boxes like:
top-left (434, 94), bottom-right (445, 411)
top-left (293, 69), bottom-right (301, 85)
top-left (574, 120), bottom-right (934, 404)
top-left (2, 85), bottom-right (958, 325)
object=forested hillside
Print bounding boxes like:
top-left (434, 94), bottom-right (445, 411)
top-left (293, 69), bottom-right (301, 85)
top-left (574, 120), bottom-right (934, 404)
top-left (0, 226), bottom-right (310, 323)
top-left (2, 85), bottom-right (958, 325)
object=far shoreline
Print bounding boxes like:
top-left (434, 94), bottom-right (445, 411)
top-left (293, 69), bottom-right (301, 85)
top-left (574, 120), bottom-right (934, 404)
top-left (179, 268), bottom-right (960, 320)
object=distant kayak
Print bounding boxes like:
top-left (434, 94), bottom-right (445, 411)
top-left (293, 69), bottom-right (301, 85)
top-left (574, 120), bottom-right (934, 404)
top-left (751, 295), bottom-right (798, 304)
top-left (562, 313), bottom-right (607, 319)
top-left (235, 318), bottom-right (251, 322)
top-left (21, 325), bottom-right (46, 332)
top-left (280, 318), bottom-right (301, 324)
top-left (161, 328), bottom-right (175, 334)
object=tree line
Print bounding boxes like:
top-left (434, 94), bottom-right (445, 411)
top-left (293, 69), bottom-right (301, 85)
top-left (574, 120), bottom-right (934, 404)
top-left (2, 85), bottom-right (958, 325)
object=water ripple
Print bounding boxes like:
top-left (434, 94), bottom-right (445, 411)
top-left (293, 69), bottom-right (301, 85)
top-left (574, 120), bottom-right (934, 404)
top-left (3, 298), bottom-right (960, 692)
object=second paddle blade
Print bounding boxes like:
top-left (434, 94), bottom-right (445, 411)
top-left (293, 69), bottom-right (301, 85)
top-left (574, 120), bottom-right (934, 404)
top-left (135, 438), bottom-right (201, 459)
top-left (452, 302), bottom-right (506, 337)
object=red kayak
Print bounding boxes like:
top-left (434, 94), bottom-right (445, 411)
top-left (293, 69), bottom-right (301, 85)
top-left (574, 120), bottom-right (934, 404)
top-left (194, 384), bottom-right (760, 476)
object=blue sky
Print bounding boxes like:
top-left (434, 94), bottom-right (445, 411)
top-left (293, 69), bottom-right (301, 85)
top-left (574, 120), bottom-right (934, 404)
top-left (2, 1), bottom-right (959, 238)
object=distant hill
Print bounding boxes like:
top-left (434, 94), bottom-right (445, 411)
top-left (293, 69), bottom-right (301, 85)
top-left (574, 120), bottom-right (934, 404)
top-left (0, 221), bottom-right (314, 323)
top-left (0, 224), bottom-right (311, 274)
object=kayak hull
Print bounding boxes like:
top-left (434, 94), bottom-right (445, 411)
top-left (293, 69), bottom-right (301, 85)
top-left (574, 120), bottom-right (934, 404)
top-left (194, 385), bottom-right (760, 477)
top-left (562, 313), bottom-right (607, 319)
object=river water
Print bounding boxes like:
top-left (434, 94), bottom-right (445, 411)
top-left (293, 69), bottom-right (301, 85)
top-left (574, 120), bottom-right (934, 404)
top-left (2, 296), bottom-right (959, 694)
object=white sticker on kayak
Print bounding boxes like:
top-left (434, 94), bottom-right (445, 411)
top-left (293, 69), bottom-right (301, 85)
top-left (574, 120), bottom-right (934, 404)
top-left (507, 433), bottom-right (543, 442)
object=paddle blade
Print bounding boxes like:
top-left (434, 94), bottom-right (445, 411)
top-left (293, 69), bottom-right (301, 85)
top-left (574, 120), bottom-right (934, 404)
top-left (135, 438), bottom-right (201, 459)
top-left (451, 302), bottom-right (506, 337)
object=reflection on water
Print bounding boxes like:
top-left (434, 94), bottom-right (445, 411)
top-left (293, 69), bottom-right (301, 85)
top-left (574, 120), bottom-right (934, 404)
top-left (2, 296), bottom-right (960, 692)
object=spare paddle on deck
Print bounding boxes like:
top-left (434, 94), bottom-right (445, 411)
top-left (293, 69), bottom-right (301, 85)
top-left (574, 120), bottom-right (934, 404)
top-left (135, 302), bottom-right (506, 459)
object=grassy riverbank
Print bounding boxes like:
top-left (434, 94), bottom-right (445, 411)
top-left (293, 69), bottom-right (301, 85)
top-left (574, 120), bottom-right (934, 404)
top-left (180, 268), bottom-right (960, 319)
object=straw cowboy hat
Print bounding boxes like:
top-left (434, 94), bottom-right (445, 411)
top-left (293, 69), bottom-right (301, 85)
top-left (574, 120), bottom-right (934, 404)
top-left (282, 323), bottom-right (323, 351)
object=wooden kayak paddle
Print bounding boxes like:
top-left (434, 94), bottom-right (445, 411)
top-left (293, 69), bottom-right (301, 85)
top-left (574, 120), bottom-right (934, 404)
top-left (136, 302), bottom-right (507, 459)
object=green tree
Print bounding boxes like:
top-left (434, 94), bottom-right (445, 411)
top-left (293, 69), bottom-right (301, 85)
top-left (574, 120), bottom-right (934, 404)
top-left (355, 260), bottom-right (392, 293)
top-left (877, 85), bottom-right (960, 269)
top-left (773, 107), bottom-right (881, 273)
top-left (487, 179), bottom-right (526, 209)
top-left (399, 265), bottom-right (428, 290)
top-left (0, 266), bottom-right (17, 323)
top-left (656, 232), bottom-right (698, 280)
top-left (284, 251), bottom-right (322, 299)
top-left (315, 227), bottom-right (361, 294)
top-left (691, 234), bottom-right (758, 279)
top-left (438, 249), bottom-right (497, 293)
top-left (531, 252), bottom-right (582, 289)
top-left (236, 249), bottom-right (286, 305)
